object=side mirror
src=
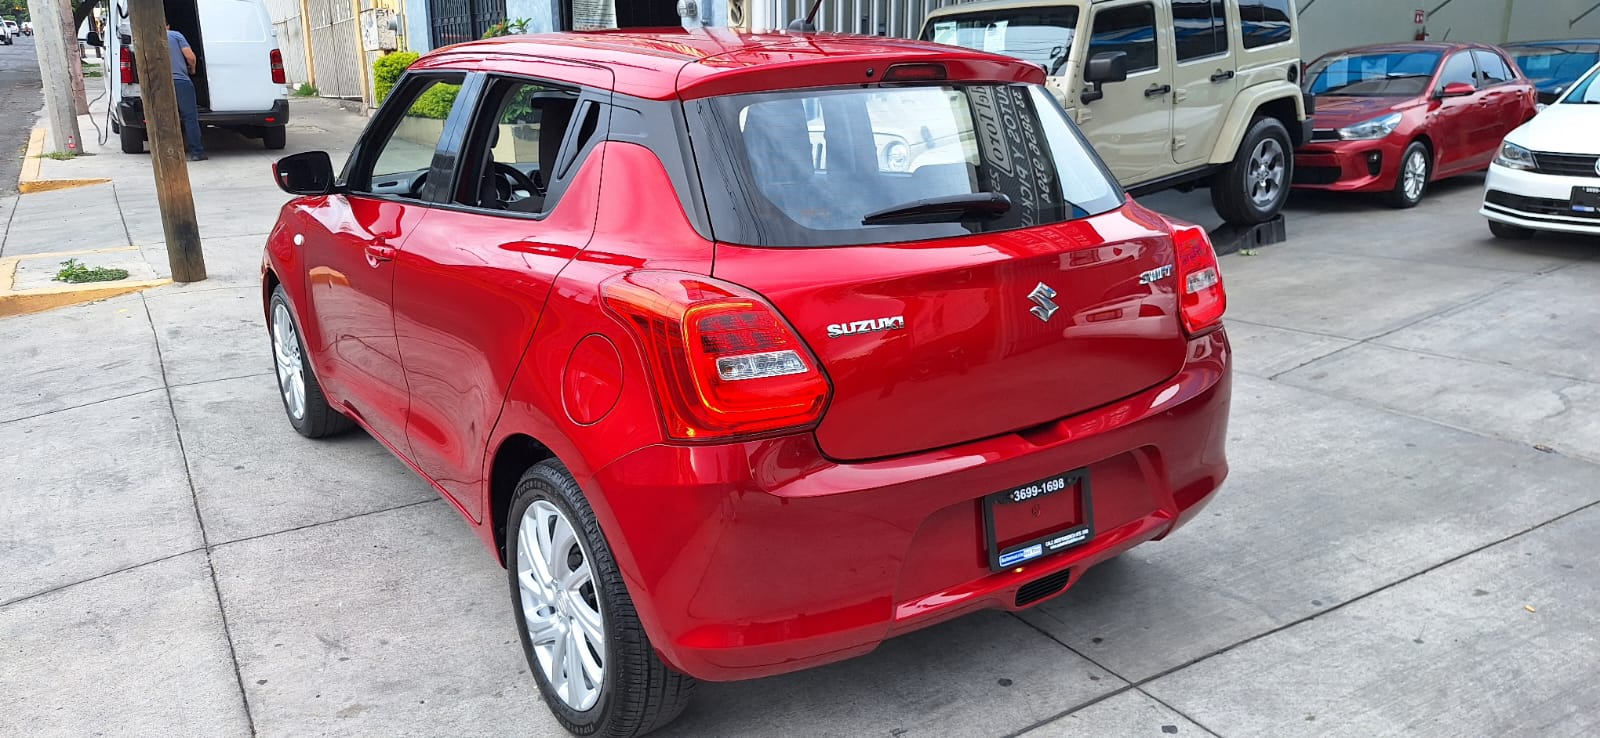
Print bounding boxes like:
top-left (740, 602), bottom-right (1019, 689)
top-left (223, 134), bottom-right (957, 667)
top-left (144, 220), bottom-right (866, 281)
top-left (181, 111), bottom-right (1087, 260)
top-left (1081, 51), bottom-right (1128, 104)
top-left (1439, 81), bottom-right (1475, 98)
top-left (1085, 51), bottom-right (1129, 84)
top-left (86, 30), bottom-right (102, 47)
top-left (273, 151), bottom-right (336, 195)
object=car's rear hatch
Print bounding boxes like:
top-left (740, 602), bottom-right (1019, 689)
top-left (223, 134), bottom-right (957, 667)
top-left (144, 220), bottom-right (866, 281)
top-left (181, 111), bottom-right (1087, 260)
top-left (688, 80), bottom-right (1190, 460)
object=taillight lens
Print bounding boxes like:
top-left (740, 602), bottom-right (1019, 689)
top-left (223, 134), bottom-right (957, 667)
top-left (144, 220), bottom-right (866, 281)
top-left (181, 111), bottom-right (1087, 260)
top-left (1171, 224), bottom-right (1226, 334)
top-left (602, 271), bottom-right (830, 441)
top-left (270, 49), bottom-right (286, 84)
top-left (119, 46), bottom-right (136, 84)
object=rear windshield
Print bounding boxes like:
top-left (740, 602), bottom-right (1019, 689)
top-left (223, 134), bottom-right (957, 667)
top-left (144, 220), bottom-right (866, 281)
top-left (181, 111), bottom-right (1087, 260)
top-left (1306, 51), bottom-right (1442, 97)
top-left (922, 9), bottom-right (1080, 75)
top-left (685, 84), bottom-right (1122, 248)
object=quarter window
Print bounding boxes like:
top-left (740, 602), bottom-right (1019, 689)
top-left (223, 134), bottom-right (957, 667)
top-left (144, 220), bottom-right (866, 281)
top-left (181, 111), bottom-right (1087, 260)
top-left (1239, 0), bottom-right (1292, 50)
top-left (1173, 0), bottom-right (1228, 62)
top-left (1472, 50), bottom-right (1514, 86)
top-left (1438, 52), bottom-right (1477, 89)
top-left (1087, 4), bottom-right (1158, 73)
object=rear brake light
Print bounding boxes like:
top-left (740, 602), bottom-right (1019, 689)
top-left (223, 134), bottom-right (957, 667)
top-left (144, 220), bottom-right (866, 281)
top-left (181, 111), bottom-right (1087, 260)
top-left (1170, 224), bottom-right (1226, 334)
top-left (882, 63), bottom-right (947, 82)
top-left (601, 271), bottom-right (830, 440)
top-left (270, 49), bottom-right (285, 84)
top-left (119, 46), bottom-right (136, 84)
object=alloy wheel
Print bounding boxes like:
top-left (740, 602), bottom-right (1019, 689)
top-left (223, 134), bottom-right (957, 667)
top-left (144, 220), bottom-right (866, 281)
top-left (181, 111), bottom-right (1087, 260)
top-left (1402, 149), bottom-right (1428, 201)
top-left (1248, 138), bottom-right (1286, 210)
top-left (271, 302), bottom-right (307, 421)
top-left (518, 499), bottom-right (606, 711)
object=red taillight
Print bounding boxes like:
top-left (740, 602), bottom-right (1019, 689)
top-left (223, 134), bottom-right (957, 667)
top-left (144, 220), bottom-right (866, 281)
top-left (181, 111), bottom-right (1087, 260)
top-left (270, 49), bottom-right (285, 84)
top-left (601, 271), bottom-right (830, 440)
top-left (119, 46), bottom-right (136, 84)
top-left (1171, 224), bottom-right (1226, 334)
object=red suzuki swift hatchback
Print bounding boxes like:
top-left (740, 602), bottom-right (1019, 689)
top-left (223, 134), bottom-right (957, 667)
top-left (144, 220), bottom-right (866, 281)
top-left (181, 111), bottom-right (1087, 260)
top-left (264, 29), bottom-right (1232, 737)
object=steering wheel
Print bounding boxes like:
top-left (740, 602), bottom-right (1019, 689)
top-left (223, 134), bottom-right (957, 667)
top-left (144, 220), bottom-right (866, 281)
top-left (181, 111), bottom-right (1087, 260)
top-left (493, 162), bottom-right (541, 207)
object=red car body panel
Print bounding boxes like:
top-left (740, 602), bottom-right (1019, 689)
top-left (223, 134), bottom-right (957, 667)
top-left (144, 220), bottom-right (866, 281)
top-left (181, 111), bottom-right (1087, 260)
top-left (1295, 42), bottom-right (1538, 194)
top-left (263, 30), bottom-right (1232, 683)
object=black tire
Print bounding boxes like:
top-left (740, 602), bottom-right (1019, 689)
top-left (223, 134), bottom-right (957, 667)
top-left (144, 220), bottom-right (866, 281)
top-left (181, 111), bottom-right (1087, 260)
top-left (1488, 219), bottom-right (1536, 240)
top-left (262, 126), bottom-right (287, 150)
top-left (119, 124), bottom-right (144, 154)
top-left (267, 285), bottom-right (353, 438)
top-left (507, 460), bottom-right (695, 738)
top-left (1387, 141), bottom-right (1432, 208)
top-left (1211, 116), bottom-right (1293, 226)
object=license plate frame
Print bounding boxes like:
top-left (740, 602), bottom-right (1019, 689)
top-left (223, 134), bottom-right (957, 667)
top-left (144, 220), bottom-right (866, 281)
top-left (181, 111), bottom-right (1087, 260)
top-left (1572, 186), bottom-right (1600, 213)
top-left (982, 469), bottom-right (1094, 572)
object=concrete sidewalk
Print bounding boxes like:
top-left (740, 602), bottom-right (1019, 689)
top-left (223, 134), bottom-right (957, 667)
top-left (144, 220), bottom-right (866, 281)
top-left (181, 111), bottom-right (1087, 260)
top-left (3, 97), bottom-right (1600, 737)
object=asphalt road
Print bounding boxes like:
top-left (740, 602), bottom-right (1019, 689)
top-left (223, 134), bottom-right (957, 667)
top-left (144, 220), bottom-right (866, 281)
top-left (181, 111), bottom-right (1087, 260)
top-left (0, 34), bottom-right (41, 197)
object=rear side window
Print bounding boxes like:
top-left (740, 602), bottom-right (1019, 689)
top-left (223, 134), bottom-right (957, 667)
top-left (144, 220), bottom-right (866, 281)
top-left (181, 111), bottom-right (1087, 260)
top-left (1239, 0), bottom-right (1292, 49)
top-left (1472, 50), bottom-right (1514, 86)
top-left (686, 84), bottom-right (1122, 248)
top-left (1088, 4), bottom-right (1158, 73)
top-left (1173, 0), bottom-right (1228, 62)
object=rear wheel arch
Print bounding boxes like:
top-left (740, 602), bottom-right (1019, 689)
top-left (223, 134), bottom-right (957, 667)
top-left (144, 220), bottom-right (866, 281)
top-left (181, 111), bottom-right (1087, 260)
top-left (488, 433), bottom-right (557, 564)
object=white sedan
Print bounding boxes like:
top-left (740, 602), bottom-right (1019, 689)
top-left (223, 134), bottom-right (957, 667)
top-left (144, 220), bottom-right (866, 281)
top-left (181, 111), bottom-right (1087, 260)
top-left (1481, 61), bottom-right (1600, 239)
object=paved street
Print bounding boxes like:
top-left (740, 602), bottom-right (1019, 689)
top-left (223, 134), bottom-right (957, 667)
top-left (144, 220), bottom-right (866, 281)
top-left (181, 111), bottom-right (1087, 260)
top-left (3, 79), bottom-right (1600, 736)
top-left (0, 34), bottom-right (41, 196)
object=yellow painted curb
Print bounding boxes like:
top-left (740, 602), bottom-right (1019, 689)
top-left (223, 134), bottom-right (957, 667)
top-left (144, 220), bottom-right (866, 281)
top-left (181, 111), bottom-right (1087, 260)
top-left (0, 247), bottom-right (170, 318)
top-left (17, 127), bottom-right (112, 194)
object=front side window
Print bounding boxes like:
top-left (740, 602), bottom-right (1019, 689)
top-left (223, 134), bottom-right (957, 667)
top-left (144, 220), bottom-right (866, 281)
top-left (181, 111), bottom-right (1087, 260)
top-left (359, 75), bottom-right (465, 196)
top-left (1173, 0), bottom-right (1227, 62)
top-left (923, 8), bottom-right (1080, 75)
top-left (1305, 51), bottom-right (1443, 97)
top-left (1087, 4), bottom-right (1158, 73)
top-left (1239, 0), bottom-right (1292, 50)
top-left (1472, 50), bottom-right (1514, 86)
top-left (1438, 52), bottom-right (1478, 89)
top-left (687, 84), bottom-right (1122, 248)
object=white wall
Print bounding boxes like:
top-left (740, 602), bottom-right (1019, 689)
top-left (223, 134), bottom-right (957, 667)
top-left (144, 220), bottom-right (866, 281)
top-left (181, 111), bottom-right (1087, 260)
top-left (1297, 0), bottom-right (1600, 60)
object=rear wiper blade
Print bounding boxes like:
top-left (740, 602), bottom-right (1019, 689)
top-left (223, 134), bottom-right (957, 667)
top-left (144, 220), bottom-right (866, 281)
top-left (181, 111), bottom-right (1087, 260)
top-left (861, 192), bottom-right (1012, 226)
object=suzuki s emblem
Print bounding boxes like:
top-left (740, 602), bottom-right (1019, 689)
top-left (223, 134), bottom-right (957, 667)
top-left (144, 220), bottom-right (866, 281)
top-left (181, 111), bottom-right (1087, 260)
top-left (1028, 283), bottom-right (1059, 322)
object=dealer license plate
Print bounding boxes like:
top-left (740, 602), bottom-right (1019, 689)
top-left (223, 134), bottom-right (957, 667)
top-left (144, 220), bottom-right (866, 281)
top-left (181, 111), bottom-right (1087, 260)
top-left (1572, 186), bottom-right (1600, 214)
top-left (983, 470), bottom-right (1093, 572)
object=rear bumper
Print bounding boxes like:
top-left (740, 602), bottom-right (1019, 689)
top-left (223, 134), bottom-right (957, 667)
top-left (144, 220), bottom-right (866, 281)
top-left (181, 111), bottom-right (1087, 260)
top-left (117, 98), bottom-right (289, 129)
top-left (1292, 137), bottom-right (1407, 193)
top-left (1480, 163), bottom-right (1600, 236)
top-left (586, 330), bottom-right (1232, 682)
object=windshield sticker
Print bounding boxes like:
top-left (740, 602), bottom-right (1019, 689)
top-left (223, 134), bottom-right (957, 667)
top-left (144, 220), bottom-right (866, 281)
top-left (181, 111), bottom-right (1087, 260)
top-left (969, 86), bottom-right (1057, 228)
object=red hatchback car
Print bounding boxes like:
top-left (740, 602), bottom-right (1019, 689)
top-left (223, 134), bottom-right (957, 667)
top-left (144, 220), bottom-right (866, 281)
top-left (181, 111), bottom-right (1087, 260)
top-left (263, 30), bottom-right (1232, 736)
top-left (1296, 42), bottom-right (1537, 207)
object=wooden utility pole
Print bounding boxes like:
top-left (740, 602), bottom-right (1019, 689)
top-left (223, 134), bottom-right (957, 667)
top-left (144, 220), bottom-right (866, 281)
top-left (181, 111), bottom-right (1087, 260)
top-left (127, 0), bottom-right (207, 282)
top-left (25, 0), bottom-right (83, 155)
top-left (62, 0), bottom-right (89, 115)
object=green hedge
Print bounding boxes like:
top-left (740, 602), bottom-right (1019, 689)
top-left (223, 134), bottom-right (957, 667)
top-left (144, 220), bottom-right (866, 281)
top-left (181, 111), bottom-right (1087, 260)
top-left (372, 51), bottom-right (418, 104)
top-left (372, 51), bottom-right (458, 119)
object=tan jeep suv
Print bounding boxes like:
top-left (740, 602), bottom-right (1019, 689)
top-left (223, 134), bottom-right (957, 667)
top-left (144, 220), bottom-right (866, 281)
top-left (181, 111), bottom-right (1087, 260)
top-left (921, 0), bottom-right (1312, 225)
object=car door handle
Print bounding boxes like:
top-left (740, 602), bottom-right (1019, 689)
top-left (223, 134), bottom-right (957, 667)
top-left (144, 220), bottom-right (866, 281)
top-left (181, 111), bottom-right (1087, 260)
top-left (1210, 70), bottom-right (1235, 83)
top-left (364, 243), bottom-right (397, 265)
top-left (1145, 84), bottom-right (1172, 98)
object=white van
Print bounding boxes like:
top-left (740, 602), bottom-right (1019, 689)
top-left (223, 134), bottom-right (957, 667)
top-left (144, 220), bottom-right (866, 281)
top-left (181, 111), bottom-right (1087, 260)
top-left (106, 0), bottom-right (288, 153)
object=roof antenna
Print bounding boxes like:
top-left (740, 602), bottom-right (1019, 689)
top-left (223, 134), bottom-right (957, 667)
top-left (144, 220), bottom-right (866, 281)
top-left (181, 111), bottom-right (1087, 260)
top-left (788, 0), bottom-right (823, 32)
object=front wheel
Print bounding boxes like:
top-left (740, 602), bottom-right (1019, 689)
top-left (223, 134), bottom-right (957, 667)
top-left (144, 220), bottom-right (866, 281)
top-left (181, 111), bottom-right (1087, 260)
top-left (267, 286), bottom-right (353, 438)
top-left (1488, 219), bottom-right (1535, 240)
top-left (1387, 142), bottom-right (1431, 208)
top-left (1212, 116), bottom-right (1293, 226)
top-left (507, 460), bottom-right (695, 737)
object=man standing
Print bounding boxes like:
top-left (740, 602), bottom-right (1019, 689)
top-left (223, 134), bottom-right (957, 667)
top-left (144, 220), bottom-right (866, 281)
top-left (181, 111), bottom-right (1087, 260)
top-left (167, 25), bottom-right (205, 161)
